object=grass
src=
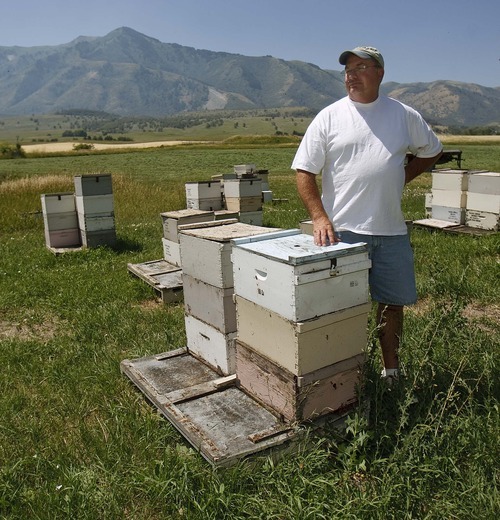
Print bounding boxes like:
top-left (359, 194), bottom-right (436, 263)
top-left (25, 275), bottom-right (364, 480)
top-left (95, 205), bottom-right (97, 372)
top-left (0, 141), bottom-right (499, 519)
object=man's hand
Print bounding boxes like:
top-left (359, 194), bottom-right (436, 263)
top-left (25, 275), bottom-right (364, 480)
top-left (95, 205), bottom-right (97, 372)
top-left (296, 169), bottom-right (339, 246)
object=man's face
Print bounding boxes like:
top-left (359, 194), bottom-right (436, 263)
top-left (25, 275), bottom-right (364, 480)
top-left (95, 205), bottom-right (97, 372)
top-left (344, 54), bottom-right (384, 103)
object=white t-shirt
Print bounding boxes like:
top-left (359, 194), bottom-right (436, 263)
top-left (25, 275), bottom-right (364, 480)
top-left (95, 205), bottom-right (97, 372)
top-left (292, 95), bottom-right (443, 235)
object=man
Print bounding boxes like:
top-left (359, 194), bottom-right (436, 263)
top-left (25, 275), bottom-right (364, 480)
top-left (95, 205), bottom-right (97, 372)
top-left (292, 46), bottom-right (442, 383)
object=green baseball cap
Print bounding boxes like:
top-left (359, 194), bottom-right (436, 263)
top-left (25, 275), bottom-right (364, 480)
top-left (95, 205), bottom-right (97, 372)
top-left (339, 46), bottom-right (384, 68)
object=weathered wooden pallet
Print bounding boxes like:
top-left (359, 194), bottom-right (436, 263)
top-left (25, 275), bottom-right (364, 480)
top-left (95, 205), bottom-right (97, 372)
top-left (413, 219), bottom-right (497, 236)
top-left (120, 348), bottom-right (356, 467)
top-left (127, 259), bottom-right (183, 303)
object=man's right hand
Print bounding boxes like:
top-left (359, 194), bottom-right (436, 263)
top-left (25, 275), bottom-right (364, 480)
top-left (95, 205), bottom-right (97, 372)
top-left (313, 216), bottom-right (338, 246)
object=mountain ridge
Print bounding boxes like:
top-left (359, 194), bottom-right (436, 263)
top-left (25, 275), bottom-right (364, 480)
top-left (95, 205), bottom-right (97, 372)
top-left (0, 27), bottom-right (498, 127)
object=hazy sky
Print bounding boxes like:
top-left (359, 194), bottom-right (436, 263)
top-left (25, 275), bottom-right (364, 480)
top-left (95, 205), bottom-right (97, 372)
top-left (1, 0), bottom-right (498, 87)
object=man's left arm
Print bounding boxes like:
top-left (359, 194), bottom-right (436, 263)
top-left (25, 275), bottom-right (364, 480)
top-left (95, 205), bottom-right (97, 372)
top-left (405, 151), bottom-right (443, 184)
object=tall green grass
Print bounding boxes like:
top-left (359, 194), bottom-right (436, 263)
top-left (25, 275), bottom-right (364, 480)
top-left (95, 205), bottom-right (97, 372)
top-left (0, 143), bottom-right (498, 519)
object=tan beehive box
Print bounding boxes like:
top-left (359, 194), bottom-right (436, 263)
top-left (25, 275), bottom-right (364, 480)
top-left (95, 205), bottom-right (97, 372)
top-left (231, 230), bottom-right (371, 322)
top-left (225, 196), bottom-right (262, 213)
top-left (235, 296), bottom-right (370, 375)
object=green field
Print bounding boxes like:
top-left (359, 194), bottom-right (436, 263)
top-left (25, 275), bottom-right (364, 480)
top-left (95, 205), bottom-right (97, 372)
top-left (0, 141), bottom-right (499, 519)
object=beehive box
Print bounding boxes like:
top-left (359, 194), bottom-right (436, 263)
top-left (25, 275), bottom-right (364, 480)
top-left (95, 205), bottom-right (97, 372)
top-left (77, 213), bottom-right (115, 232)
top-left (161, 209), bottom-right (214, 242)
top-left (234, 164), bottom-right (256, 175)
top-left (468, 172), bottom-right (500, 195)
top-left (431, 189), bottom-right (467, 209)
top-left (185, 314), bottom-right (237, 375)
top-left (162, 238), bottom-right (181, 267)
top-left (466, 193), bottom-right (500, 214)
top-left (45, 229), bottom-right (81, 248)
top-left (75, 194), bottom-right (114, 215)
top-left (185, 180), bottom-right (221, 199)
top-left (43, 211), bottom-right (79, 231)
top-left (223, 178), bottom-right (262, 198)
top-left (232, 230), bottom-right (370, 322)
top-left (80, 229), bottom-right (116, 248)
top-left (238, 211), bottom-right (263, 226)
top-left (431, 205), bottom-right (465, 224)
top-left (74, 174), bottom-right (113, 196)
top-left (183, 274), bottom-right (237, 333)
top-left (235, 296), bottom-right (370, 375)
top-left (236, 340), bottom-right (363, 422)
top-left (225, 196), bottom-right (262, 212)
top-left (41, 193), bottom-right (76, 214)
top-left (179, 221), bottom-right (276, 288)
top-left (432, 170), bottom-right (469, 191)
top-left (465, 209), bottom-right (499, 231)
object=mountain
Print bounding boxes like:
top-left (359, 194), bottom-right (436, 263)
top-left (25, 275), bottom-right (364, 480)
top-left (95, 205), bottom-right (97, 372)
top-left (0, 27), bottom-right (498, 127)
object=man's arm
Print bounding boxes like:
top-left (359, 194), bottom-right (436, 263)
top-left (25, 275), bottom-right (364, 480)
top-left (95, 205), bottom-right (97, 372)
top-left (405, 151), bottom-right (443, 184)
top-left (296, 169), bottom-right (338, 246)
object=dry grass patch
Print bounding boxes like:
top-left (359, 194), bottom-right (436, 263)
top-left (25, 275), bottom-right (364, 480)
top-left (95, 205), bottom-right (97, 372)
top-left (0, 174), bottom-right (73, 194)
top-left (0, 315), bottom-right (63, 342)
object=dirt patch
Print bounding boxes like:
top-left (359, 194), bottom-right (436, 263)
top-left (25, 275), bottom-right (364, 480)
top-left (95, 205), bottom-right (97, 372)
top-left (0, 317), bottom-right (61, 342)
top-left (22, 140), bottom-right (203, 154)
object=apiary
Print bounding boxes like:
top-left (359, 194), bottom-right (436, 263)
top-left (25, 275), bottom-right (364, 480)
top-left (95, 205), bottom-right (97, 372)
top-left (231, 230), bottom-right (370, 322)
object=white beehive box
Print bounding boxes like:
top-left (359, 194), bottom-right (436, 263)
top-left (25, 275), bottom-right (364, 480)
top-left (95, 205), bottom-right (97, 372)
top-left (185, 180), bottom-right (221, 200)
top-left (234, 164), bottom-right (256, 175)
top-left (465, 209), bottom-right (499, 230)
top-left (262, 191), bottom-right (273, 203)
top-left (179, 221), bottom-right (276, 288)
top-left (74, 174), bottom-right (113, 196)
top-left (466, 193), bottom-right (500, 214)
top-left (77, 213), bottom-right (115, 232)
top-left (162, 238), bottom-right (182, 267)
top-left (45, 229), bottom-right (81, 248)
top-left (186, 197), bottom-right (223, 211)
top-left (431, 189), bottom-right (467, 209)
top-left (235, 295), bottom-right (370, 375)
top-left (41, 193), bottom-right (76, 214)
top-left (75, 194), bottom-right (114, 215)
top-left (161, 209), bottom-right (214, 242)
top-left (432, 170), bottom-right (469, 191)
top-left (223, 178), bottom-right (262, 198)
top-left (467, 172), bottom-right (500, 195)
top-left (232, 230), bottom-right (371, 322)
top-left (185, 314), bottom-right (237, 375)
top-left (43, 211), bottom-right (79, 231)
top-left (183, 274), bottom-right (237, 334)
top-left (431, 205), bottom-right (465, 224)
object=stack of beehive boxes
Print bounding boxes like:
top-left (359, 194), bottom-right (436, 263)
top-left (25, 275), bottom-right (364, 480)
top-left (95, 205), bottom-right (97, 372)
top-left (185, 180), bottom-right (223, 211)
top-left (74, 174), bottom-right (116, 247)
top-left (41, 192), bottom-right (81, 249)
top-left (178, 221), bottom-right (277, 375)
top-left (465, 172), bottom-right (500, 231)
top-left (430, 170), bottom-right (468, 224)
top-left (223, 177), bottom-right (263, 226)
top-left (160, 209), bottom-right (215, 267)
top-left (231, 230), bottom-right (372, 422)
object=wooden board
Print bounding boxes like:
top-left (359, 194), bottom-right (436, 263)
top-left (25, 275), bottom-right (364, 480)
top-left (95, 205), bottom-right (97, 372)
top-left (127, 259), bottom-right (183, 303)
top-left (413, 219), bottom-right (497, 236)
top-left (120, 349), bottom-right (298, 466)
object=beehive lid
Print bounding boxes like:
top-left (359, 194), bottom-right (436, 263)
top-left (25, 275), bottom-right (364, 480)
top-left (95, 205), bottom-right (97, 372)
top-left (179, 221), bottom-right (277, 242)
top-left (232, 229), bottom-right (367, 265)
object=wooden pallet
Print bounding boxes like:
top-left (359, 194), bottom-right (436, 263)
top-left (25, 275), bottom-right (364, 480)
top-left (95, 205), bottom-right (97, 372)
top-left (46, 245), bottom-right (85, 255)
top-left (413, 219), bottom-right (497, 237)
top-left (120, 348), bottom-right (357, 467)
top-left (127, 259), bottom-right (183, 303)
